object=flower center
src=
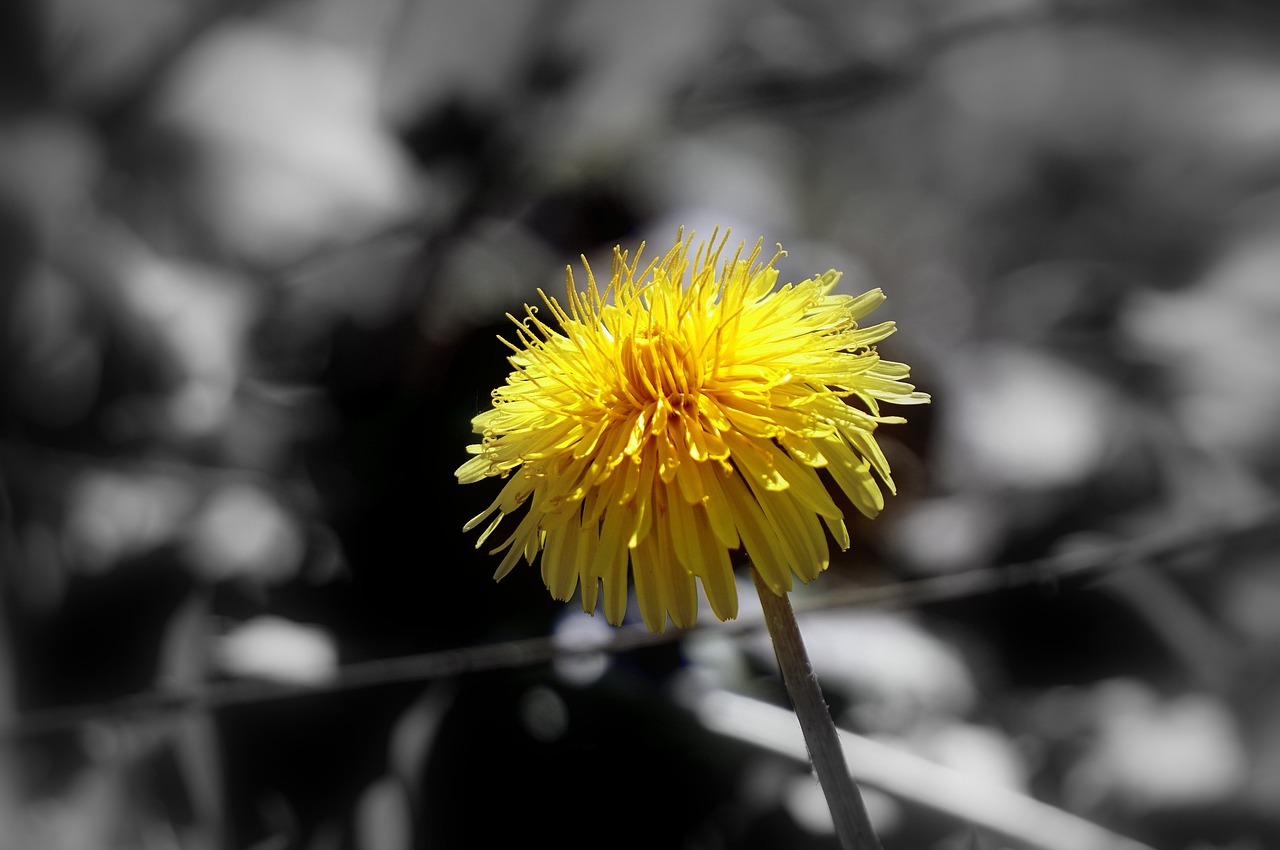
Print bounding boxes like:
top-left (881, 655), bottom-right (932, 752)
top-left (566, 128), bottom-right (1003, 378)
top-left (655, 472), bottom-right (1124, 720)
top-left (618, 329), bottom-right (700, 408)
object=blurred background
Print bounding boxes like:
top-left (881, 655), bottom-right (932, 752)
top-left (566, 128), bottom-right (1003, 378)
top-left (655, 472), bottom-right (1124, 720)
top-left (3, 0), bottom-right (1280, 848)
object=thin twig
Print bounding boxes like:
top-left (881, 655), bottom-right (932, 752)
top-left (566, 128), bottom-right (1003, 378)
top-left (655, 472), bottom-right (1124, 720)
top-left (753, 568), bottom-right (883, 850)
top-left (3, 501), bottom-right (1276, 739)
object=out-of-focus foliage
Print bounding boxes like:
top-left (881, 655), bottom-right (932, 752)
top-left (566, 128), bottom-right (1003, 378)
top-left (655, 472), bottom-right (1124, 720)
top-left (3, 0), bottom-right (1280, 848)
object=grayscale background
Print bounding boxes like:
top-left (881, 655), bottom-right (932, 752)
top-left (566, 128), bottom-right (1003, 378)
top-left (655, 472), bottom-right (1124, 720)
top-left (2, 0), bottom-right (1278, 848)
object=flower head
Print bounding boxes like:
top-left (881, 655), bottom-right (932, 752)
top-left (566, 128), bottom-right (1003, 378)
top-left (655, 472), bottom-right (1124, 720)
top-left (457, 230), bottom-right (928, 632)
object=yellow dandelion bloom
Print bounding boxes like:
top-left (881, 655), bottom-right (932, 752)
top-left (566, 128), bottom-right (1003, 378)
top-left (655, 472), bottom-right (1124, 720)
top-left (456, 230), bottom-right (928, 632)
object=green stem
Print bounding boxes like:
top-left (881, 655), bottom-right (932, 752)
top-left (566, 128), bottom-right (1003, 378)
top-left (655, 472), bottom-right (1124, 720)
top-left (753, 568), bottom-right (883, 850)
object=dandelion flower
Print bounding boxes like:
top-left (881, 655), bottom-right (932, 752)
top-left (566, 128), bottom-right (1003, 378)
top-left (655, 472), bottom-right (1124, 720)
top-left (457, 230), bottom-right (928, 632)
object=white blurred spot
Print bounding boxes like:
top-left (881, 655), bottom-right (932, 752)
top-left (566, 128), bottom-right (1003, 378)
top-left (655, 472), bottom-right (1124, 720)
top-left (552, 609), bottom-right (614, 686)
top-left (158, 22), bottom-right (418, 264)
top-left (1066, 679), bottom-right (1247, 811)
top-left (213, 616), bottom-right (337, 685)
top-left (1188, 62), bottom-right (1280, 164)
top-left (765, 611), bottom-right (978, 732)
top-left (783, 775), bottom-right (834, 834)
top-left (182, 484), bottom-right (303, 584)
top-left (355, 776), bottom-right (412, 850)
top-left (1125, 232), bottom-right (1280, 464)
top-left (518, 685), bottom-right (570, 743)
top-left (388, 686), bottom-right (455, 783)
top-left (64, 470), bottom-right (194, 573)
top-left (943, 345), bottom-right (1111, 490)
top-left (1220, 559), bottom-right (1280, 648)
top-left (638, 123), bottom-right (801, 246)
top-left (682, 629), bottom-right (755, 693)
top-left (886, 494), bottom-right (1005, 575)
top-left (116, 248), bottom-right (253, 437)
top-left (907, 722), bottom-right (1028, 792)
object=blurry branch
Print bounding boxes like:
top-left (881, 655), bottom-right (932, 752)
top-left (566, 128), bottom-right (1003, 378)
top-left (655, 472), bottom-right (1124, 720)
top-left (4, 500), bottom-right (1278, 740)
top-left (696, 689), bottom-right (1157, 850)
top-left (813, 499), bottom-right (1280, 613)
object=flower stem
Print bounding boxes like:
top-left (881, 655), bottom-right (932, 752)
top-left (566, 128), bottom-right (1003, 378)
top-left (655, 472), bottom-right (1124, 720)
top-left (753, 568), bottom-right (884, 850)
